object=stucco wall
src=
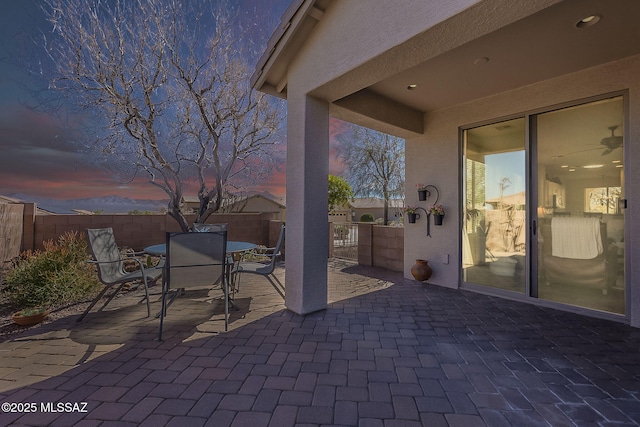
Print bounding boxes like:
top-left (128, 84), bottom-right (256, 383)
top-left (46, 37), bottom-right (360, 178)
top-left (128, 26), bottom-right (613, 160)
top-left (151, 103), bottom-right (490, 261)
top-left (405, 54), bottom-right (640, 325)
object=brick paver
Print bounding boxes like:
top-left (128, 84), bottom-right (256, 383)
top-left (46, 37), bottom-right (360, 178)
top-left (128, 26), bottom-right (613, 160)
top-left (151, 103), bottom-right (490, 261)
top-left (1, 259), bottom-right (640, 426)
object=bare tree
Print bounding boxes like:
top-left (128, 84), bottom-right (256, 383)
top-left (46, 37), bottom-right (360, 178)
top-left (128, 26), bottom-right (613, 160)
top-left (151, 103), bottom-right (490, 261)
top-left (39, 0), bottom-right (284, 231)
top-left (338, 126), bottom-right (404, 225)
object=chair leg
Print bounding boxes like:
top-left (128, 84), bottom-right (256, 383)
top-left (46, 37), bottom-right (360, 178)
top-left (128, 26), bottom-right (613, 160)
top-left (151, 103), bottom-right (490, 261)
top-left (223, 278), bottom-right (229, 332)
top-left (266, 274), bottom-right (285, 299)
top-left (97, 282), bottom-right (129, 312)
top-left (77, 281), bottom-right (126, 322)
top-left (141, 275), bottom-right (152, 318)
top-left (77, 285), bottom-right (111, 322)
top-left (158, 278), bottom-right (169, 341)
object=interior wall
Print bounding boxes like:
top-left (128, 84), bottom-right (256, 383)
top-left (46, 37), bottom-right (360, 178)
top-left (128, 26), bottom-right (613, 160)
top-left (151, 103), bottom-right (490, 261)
top-left (405, 54), bottom-right (640, 326)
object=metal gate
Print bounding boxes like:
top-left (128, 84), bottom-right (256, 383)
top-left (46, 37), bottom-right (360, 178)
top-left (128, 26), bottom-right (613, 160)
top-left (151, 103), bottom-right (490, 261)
top-left (332, 223), bottom-right (358, 260)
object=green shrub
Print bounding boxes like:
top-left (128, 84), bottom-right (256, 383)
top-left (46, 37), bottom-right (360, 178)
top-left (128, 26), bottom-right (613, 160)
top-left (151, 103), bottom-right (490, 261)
top-left (4, 231), bottom-right (100, 309)
top-left (359, 213), bottom-right (375, 222)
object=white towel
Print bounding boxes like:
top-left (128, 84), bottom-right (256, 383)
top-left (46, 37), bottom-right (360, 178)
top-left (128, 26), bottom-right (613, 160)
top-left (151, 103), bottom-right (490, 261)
top-left (551, 217), bottom-right (603, 259)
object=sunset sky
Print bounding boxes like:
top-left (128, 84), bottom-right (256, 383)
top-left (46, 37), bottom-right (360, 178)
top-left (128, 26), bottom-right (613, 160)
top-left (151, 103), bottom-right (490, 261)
top-left (0, 0), bottom-right (347, 202)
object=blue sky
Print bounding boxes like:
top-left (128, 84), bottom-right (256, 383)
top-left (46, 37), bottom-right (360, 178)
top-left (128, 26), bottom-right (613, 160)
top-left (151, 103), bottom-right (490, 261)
top-left (485, 151), bottom-right (526, 200)
top-left (0, 0), bottom-right (293, 200)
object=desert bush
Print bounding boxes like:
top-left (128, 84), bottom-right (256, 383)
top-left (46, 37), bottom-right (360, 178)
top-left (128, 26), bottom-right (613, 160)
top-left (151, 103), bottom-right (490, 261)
top-left (4, 231), bottom-right (100, 309)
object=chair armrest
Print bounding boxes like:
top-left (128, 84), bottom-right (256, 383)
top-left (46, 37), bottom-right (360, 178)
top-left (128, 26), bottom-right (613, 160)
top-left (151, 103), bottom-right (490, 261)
top-left (88, 256), bottom-right (146, 271)
top-left (123, 251), bottom-right (146, 257)
top-left (254, 246), bottom-right (277, 254)
top-left (88, 258), bottom-right (125, 265)
top-left (261, 251), bottom-right (281, 258)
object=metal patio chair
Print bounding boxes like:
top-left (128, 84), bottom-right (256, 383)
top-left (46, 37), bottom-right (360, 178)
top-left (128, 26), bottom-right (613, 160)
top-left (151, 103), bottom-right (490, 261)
top-left (192, 223), bottom-right (228, 232)
top-left (158, 230), bottom-right (230, 340)
top-left (231, 224), bottom-right (285, 298)
top-left (81, 227), bottom-right (163, 322)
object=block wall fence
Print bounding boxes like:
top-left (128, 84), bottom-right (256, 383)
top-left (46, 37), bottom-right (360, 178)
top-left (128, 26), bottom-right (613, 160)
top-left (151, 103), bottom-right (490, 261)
top-left (358, 223), bottom-right (404, 272)
top-left (2, 203), bottom-right (404, 272)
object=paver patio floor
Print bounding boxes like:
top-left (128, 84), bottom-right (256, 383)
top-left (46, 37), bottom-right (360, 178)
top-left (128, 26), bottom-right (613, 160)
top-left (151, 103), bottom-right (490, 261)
top-left (1, 259), bottom-right (639, 426)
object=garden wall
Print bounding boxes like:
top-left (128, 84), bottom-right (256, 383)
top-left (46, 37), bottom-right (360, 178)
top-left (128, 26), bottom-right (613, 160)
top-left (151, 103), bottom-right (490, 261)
top-left (358, 223), bottom-right (404, 272)
top-left (31, 212), bottom-right (278, 252)
top-left (4, 201), bottom-right (406, 274)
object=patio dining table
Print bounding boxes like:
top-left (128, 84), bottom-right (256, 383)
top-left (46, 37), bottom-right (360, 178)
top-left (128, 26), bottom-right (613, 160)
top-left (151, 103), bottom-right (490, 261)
top-left (143, 241), bottom-right (257, 257)
top-left (144, 240), bottom-right (257, 314)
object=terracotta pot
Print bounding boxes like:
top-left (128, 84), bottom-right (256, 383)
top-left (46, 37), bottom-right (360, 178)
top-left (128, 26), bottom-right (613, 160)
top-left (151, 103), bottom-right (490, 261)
top-left (12, 309), bottom-right (50, 326)
top-left (411, 259), bottom-right (433, 281)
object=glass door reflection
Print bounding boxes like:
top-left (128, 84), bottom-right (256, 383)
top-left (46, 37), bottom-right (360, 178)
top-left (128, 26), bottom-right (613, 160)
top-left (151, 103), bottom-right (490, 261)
top-left (462, 118), bottom-right (526, 293)
top-left (535, 96), bottom-right (625, 314)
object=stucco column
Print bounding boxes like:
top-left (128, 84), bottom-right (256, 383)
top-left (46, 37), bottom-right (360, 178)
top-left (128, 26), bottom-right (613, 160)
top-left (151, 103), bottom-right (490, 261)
top-left (285, 94), bottom-right (329, 315)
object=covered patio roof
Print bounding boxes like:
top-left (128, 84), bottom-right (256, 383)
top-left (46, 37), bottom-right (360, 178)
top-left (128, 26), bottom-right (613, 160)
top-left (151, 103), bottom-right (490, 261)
top-left (253, 0), bottom-right (640, 138)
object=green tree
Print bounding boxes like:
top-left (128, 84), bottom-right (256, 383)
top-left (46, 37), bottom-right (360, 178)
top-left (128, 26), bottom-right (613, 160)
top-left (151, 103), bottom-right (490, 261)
top-left (328, 175), bottom-right (354, 213)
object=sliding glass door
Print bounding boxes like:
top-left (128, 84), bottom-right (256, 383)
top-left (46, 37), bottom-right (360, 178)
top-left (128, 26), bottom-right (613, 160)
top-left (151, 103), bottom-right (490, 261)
top-left (462, 95), bottom-right (625, 315)
top-left (462, 118), bottom-right (526, 293)
top-left (535, 96), bottom-right (625, 314)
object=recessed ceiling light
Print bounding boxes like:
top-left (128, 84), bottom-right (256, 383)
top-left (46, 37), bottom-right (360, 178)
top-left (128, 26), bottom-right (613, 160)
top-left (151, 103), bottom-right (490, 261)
top-left (474, 57), bottom-right (489, 65)
top-left (616, 164), bottom-right (623, 168)
top-left (561, 165), bottom-right (569, 168)
top-left (583, 164), bottom-right (604, 169)
top-left (406, 84), bottom-right (418, 90)
top-left (576, 14), bottom-right (601, 28)
top-left (612, 160), bottom-right (621, 163)
top-left (569, 168), bottom-right (576, 172)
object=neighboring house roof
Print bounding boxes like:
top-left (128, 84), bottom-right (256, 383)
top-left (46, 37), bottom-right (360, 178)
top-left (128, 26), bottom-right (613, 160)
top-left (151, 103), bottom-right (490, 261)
top-left (0, 194), bottom-right (57, 215)
top-left (253, 192), bottom-right (286, 208)
top-left (224, 192), bottom-right (287, 212)
top-left (0, 195), bottom-right (22, 204)
top-left (350, 197), bottom-right (403, 210)
top-left (72, 209), bottom-right (96, 215)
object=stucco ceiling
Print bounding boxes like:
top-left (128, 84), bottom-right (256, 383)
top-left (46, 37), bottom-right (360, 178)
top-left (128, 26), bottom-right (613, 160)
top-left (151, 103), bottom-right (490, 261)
top-left (367, 0), bottom-right (640, 114)
top-left (254, 0), bottom-right (640, 157)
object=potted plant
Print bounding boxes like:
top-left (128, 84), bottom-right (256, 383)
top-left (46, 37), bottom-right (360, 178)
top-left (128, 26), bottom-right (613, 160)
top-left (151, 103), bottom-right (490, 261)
top-left (404, 206), bottom-right (420, 223)
top-left (429, 204), bottom-right (445, 225)
top-left (416, 184), bottom-right (428, 201)
top-left (12, 307), bottom-right (50, 326)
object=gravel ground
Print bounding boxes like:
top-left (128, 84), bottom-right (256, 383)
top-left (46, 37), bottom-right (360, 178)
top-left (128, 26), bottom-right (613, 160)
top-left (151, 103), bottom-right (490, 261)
top-left (0, 256), bottom-right (160, 343)
top-left (0, 299), bottom-right (92, 343)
